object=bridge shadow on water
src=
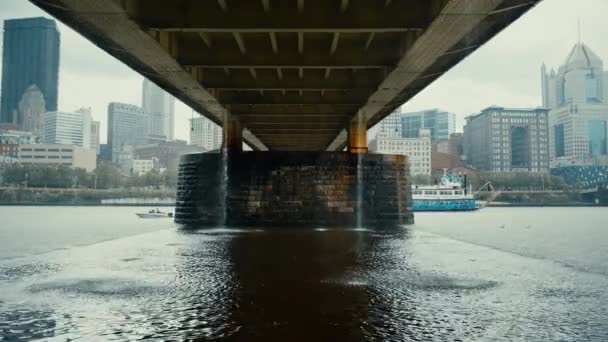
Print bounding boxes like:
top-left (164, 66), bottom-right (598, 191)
top-left (172, 225), bottom-right (419, 341)
top-left (1, 223), bottom-right (501, 341)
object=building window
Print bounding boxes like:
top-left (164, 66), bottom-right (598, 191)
top-left (511, 126), bottom-right (529, 168)
top-left (588, 120), bottom-right (607, 156)
top-left (586, 72), bottom-right (600, 102)
top-left (554, 124), bottom-right (565, 158)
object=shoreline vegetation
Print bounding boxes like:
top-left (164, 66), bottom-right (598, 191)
top-left (0, 186), bottom-right (603, 207)
top-left (0, 186), bottom-right (175, 206)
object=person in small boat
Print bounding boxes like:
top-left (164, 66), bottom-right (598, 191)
top-left (156, 208), bottom-right (161, 213)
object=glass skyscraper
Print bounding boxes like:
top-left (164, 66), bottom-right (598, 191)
top-left (400, 109), bottom-right (455, 141)
top-left (107, 102), bottom-right (149, 163)
top-left (377, 108), bottom-right (455, 142)
top-left (1, 17), bottom-right (60, 123)
top-left (588, 120), bottom-right (607, 157)
top-left (142, 78), bottom-right (175, 142)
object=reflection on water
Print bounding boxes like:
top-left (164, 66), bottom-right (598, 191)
top-left (1, 207), bottom-right (608, 341)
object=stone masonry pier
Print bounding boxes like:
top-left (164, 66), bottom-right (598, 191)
top-left (175, 152), bottom-right (413, 227)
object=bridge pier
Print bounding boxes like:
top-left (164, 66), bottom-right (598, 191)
top-left (348, 112), bottom-right (368, 154)
top-left (223, 111), bottom-right (242, 152)
top-left (175, 152), bottom-right (413, 227)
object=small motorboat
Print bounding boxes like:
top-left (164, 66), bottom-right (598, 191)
top-left (136, 208), bottom-right (173, 218)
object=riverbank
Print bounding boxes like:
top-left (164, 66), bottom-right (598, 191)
top-left (0, 186), bottom-right (176, 205)
top-left (476, 190), bottom-right (606, 206)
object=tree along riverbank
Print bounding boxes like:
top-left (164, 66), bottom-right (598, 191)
top-left (0, 187), bottom-right (175, 205)
top-left (476, 190), bottom-right (605, 206)
top-left (1, 187), bottom-right (602, 207)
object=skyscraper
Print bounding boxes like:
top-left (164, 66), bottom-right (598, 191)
top-left (400, 109), bottom-right (456, 141)
top-left (107, 102), bottom-right (149, 163)
top-left (190, 115), bottom-right (222, 150)
top-left (16, 84), bottom-right (46, 142)
top-left (43, 110), bottom-right (92, 148)
top-left (74, 107), bottom-right (92, 150)
top-left (542, 42), bottom-right (608, 166)
top-left (1, 17), bottom-right (60, 123)
top-left (90, 120), bottom-right (100, 154)
top-left (142, 78), bottom-right (175, 142)
top-left (541, 42), bottom-right (606, 109)
top-left (377, 108), bottom-right (456, 141)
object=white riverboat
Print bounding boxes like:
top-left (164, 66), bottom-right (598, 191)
top-left (412, 171), bottom-right (478, 212)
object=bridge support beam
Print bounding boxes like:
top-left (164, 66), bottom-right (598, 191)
top-left (223, 111), bottom-right (243, 152)
top-left (348, 112), bottom-right (368, 154)
top-left (175, 152), bottom-right (413, 227)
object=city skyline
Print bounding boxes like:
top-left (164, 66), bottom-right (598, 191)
top-left (1, 1), bottom-right (608, 144)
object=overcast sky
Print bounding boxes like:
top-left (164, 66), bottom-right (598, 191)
top-left (2, 0), bottom-right (608, 143)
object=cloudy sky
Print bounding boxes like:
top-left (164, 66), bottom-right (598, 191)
top-left (2, 0), bottom-right (608, 143)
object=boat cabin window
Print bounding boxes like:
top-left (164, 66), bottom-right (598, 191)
top-left (412, 190), bottom-right (422, 195)
top-left (439, 191), bottom-right (452, 195)
top-left (454, 190), bottom-right (463, 195)
top-left (424, 190), bottom-right (437, 195)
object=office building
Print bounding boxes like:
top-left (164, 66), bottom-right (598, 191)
top-left (190, 115), bottom-right (222, 150)
top-left (541, 42), bottom-right (608, 109)
top-left (542, 42), bottom-right (608, 166)
top-left (0, 127), bottom-right (37, 145)
top-left (549, 102), bottom-right (608, 166)
top-left (99, 144), bottom-right (112, 162)
top-left (132, 159), bottom-right (156, 176)
top-left (401, 109), bottom-right (456, 141)
top-left (464, 106), bottom-right (549, 172)
top-left (43, 110), bottom-right (91, 148)
top-left (18, 144), bottom-right (96, 171)
top-left (377, 108), bottom-right (456, 141)
top-left (0, 128), bottom-right (37, 160)
top-left (15, 85), bottom-right (46, 141)
top-left (90, 120), bottom-right (100, 154)
top-left (75, 107), bottom-right (92, 149)
top-left (370, 129), bottom-right (432, 176)
top-left (1, 18), bottom-right (60, 123)
top-left (377, 108), bottom-right (404, 139)
top-left (107, 102), bottom-right (149, 163)
top-left (135, 140), bottom-right (205, 170)
top-left (142, 78), bottom-right (175, 142)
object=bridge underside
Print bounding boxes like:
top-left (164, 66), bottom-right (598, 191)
top-left (32, 0), bottom-right (540, 227)
top-left (32, 0), bottom-right (539, 151)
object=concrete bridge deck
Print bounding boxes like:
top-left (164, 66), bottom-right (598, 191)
top-left (31, 0), bottom-right (540, 152)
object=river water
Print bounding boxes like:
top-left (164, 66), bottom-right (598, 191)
top-left (0, 206), bottom-right (607, 341)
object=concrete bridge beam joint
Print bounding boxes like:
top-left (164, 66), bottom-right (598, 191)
top-left (223, 111), bottom-right (243, 152)
top-left (348, 112), bottom-right (368, 154)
